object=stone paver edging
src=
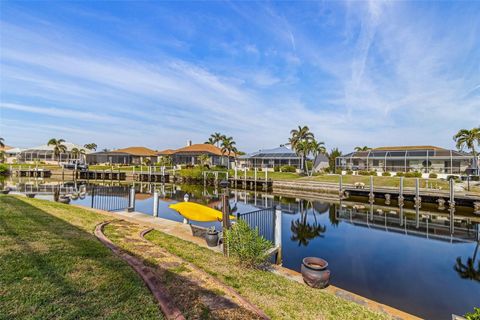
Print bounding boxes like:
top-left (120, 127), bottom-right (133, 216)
top-left (139, 228), bottom-right (270, 320)
top-left (94, 221), bottom-right (185, 320)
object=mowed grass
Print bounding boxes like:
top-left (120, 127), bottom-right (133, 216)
top-left (0, 196), bottom-right (162, 320)
top-left (145, 230), bottom-right (389, 320)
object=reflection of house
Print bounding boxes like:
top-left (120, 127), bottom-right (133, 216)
top-left (18, 142), bottom-right (91, 164)
top-left (87, 147), bottom-right (158, 165)
top-left (158, 142), bottom-right (233, 167)
top-left (237, 146), bottom-right (302, 170)
top-left (336, 146), bottom-right (477, 175)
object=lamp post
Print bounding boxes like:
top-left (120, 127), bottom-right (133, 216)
top-left (219, 179), bottom-right (230, 256)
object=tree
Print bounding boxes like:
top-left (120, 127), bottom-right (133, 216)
top-left (454, 239), bottom-right (480, 283)
top-left (198, 154), bottom-right (211, 167)
top-left (288, 125), bottom-right (314, 172)
top-left (328, 148), bottom-right (342, 172)
top-left (205, 137), bottom-right (216, 145)
top-left (47, 138), bottom-right (67, 164)
top-left (0, 151), bottom-right (5, 163)
top-left (210, 132), bottom-right (226, 148)
top-left (355, 146), bottom-right (371, 152)
top-left (157, 156), bottom-right (173, 167)
top-left (71, 148), bottom-right (86, 162)
top-left (290, 201), bottom-right (326, 246)
top-left (84, 143), bottom-right (97, 151)
top-left (0, 137), bottom-right (4, 148)
top-left (220, 136), bottom-right (236, 169)
top-left (453, 128), bottom-right (480, 170)
top-left (309, 139), bottom-right (327, 176)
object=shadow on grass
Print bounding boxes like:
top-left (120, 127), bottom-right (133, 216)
top-left (0, 196), bottom-right (161, 319)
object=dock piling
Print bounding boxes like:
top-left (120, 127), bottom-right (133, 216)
top-left (153, 190), bottom-right (159, 217)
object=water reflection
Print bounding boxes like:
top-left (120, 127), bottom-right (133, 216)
top-left (290, 201), bottom-right (327, 246)
top-left (454, 239), bottom-right (480, 282)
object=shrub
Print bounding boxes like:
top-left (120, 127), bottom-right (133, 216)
top-left (346, 170), bottom-right (353, 175)
top-left (396, 172), bottom-right (405, 177)
top-left (273, 166), bottom-right (280, 172)
top-left (178, 168), bottom-right (204, 180)
top-left (334, 168), bottom-right (342, 174)
top-left (382, 172), bottom-right (391, 177)
top-left (358, 170), bottom-right (376, 176)
top-left (404, 171), bottom-right (422, 178)
top-left (465, 307), bottom-right (480, 320)
top-left (0, 164), bottom-right (9, 176)
top-left (428, 173), bottom-right (438, 179)
top-left (279, 165), bottom-right (296, 173)
top-left (225, 220), bottom-right (273, 268)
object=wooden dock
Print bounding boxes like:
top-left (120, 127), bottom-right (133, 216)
top-left (14, 169), bottom-right (52, 178)
top-left (78, 170), bottom-right (127, 181)
top-left (228, 177), bottom-right (273, 191)
top-left (133, 172), bottom-right (169, 183)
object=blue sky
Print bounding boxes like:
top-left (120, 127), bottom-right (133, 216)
top-left (1, 1), bottom-right (479, 152)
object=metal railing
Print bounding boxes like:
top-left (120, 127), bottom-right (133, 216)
top-left (91, 186), bottom-right (129, 211)
top-left (237, 207), bottom-right (276, 242)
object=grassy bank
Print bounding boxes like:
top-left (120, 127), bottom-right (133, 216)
top-left (0, 196), bottom-right (162, 319)
top-left (144, 230), bottom-right (388, 319)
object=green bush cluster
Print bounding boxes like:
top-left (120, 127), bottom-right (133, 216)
top-left (404, 171), bottom-right (422, 178)
top-left (465, 307), bottom-right (480, 320)
top-left (279, 165), bottom-right (296, 173)
top-left (0, 164), bottom-right (9, 176)
top-left (178, 168), bottom-right (204, 180)
top-left (382, 172), bottom-right (391, 177)
top-left (334, 168), bottom-right (342, 174)
top-left (346, 170), bottom-right (353, 175)
top-left (358, 170), bottom-right (376, 176)
top-left (225, 220), bottom-right (273, 268)
top-left (428, 173), bottom-right (438, 179)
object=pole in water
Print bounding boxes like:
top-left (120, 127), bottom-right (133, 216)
top-left (128, 186), bottom-right (136, 212)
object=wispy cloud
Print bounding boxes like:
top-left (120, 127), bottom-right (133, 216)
top-left (1, 1), bottom-right (479, 151)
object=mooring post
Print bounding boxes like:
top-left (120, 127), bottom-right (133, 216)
top-left (244, 167), bottom-right (247, 183)
top-left (265, 169), bottom-right (268, 181)
top-left (274, 205), bottom-right (282, 265)
top-left (153, 190), bottom-right (159, 217)
top-left (369, 175), bottom-right (374, 203)
top-left (415, 178), bottom-right (421, 228)
top-left (221, 189), bottom-right (231, 256)
top-left (128, 186), bottom-right (136, 212)
top-left (254, 168), bottom-right (257, 181)
top-left (339, 174), bottom-right (343, 198)
top-left (449, 179), bottom-right (455, 234)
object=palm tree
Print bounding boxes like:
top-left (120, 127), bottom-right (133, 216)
top-left (0, 137), bottom-right (4, 148)
top-left (157, 156), bottom-right (173, 167)
top-left (71, 148), bottom-right (86, 162)
top-left (220, 136), bottom-right (236, 169)
top-left (328, 148), bottom-right (342, 173)
top-left (355, 146), bottom-right (371, 152)
top-left (453, 128), bottom-right (480, 170)
top-left (47, 138), bottom-right (67, 164)
top-left (0, 151), bottom-right (5, 163)
top-left (84, 143), bottom-right (97, 151)
top-left (210, 132), bottom-right (226, 148)
top-left (309, 139), bottom-right (326, 176)
top-left (288, 125), bottom-right (314, 172)
top-left (198, 154), bottom-right (211, 167)
top-left (205, 137), bottom-right (216, 145)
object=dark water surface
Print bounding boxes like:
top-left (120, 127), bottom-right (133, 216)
top-left (6, 179), bottom-right (480, 319)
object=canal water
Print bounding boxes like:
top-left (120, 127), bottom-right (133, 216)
top-left (3, 178), bottom-right (480, 319)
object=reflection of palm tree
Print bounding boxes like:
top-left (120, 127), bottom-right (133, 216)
top-left (329, 205), bottom-right (339, 227)
top-left (290, 201), bottom-right (326, 246)
top-left (454, 241), bottom-right (480, 282)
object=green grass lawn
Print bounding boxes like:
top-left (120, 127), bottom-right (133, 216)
top-left (0, 196), bottom-right (162, 319)
top-left (144, 230), bottom-right (388, 320)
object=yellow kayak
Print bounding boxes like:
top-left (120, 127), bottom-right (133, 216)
top-left (169, 202), bottom-right (235, 222)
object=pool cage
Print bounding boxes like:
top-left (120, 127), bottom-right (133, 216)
top-left (335, 147), bottom-right (478, 174)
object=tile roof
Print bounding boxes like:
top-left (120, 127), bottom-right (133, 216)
top-left (0, 145), bottom-right (13, 151)
top-left (157, 149), bottom-right (176, 156)
top-left (113, 146), bottom-right (158, 156)
top-left (172, 144), bottom-right (230, 157)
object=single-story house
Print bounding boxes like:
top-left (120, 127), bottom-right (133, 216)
top-left (17, 142), bottom-right (91, 164)
top-left (158, 142), bottom-right (233, 167)
top-left (336, 145), bottom-right (478, 175)
top-left (237, 146), bottom-right (302, 170)
top-left (87, 147), bottom-right (158, 165)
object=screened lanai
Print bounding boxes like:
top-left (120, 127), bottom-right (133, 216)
top-left (238, 146), bottom-right (302, 169)
top-left (336, 146), bottom-right (477, 174)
